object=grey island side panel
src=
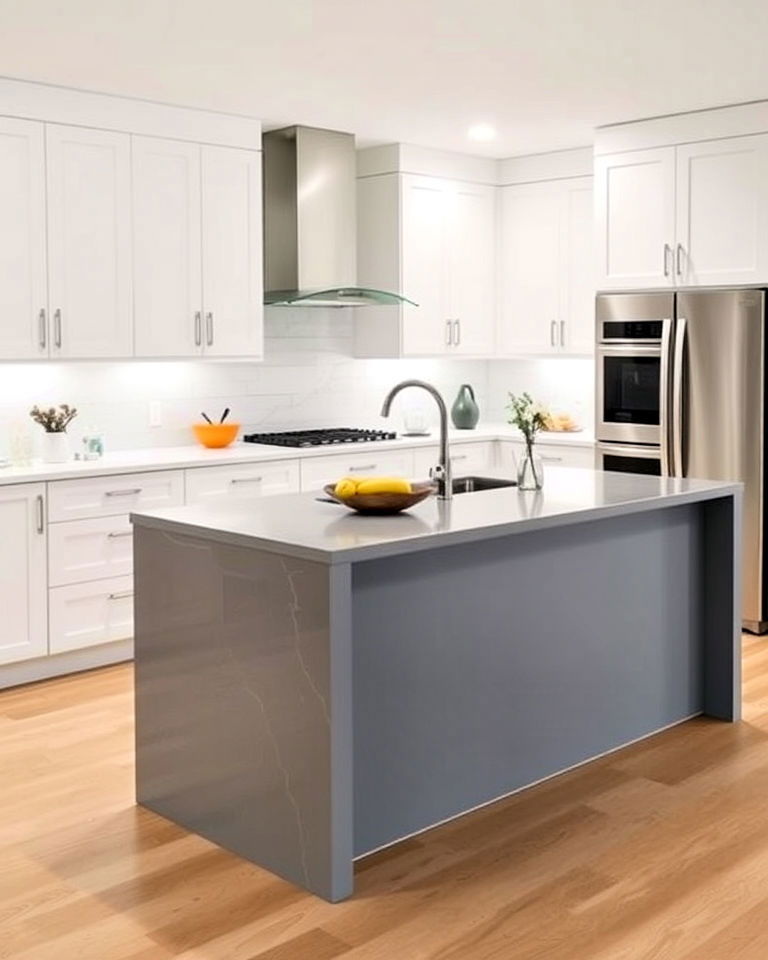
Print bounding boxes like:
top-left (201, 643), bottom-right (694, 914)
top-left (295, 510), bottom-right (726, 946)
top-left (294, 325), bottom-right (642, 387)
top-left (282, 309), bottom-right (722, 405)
top-left (133, 525), bottom-right (354, 902)
top-left (351, 496), bottom-right (740, 857)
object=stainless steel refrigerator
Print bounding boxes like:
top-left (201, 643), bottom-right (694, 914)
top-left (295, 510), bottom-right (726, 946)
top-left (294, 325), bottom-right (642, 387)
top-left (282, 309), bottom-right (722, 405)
top-left (596, 289), bottom-right (765, 632)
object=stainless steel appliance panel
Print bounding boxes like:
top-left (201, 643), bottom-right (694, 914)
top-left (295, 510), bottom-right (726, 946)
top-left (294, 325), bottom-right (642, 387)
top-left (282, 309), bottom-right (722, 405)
top-left (596, 292), bottom-right (675, 449)
top-left (676, 289), bottom-right (765, 626)
top-left (597, 441), bottom-right (662, 476)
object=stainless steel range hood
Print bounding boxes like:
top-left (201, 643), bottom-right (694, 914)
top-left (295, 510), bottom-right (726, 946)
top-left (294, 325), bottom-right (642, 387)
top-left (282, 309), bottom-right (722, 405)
top-left (263, 126), bottom-right (415, 307)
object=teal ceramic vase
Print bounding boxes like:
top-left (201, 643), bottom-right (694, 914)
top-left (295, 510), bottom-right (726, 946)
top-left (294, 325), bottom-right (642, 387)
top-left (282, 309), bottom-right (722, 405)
top-left (451, 384), bottom-right (480, 429)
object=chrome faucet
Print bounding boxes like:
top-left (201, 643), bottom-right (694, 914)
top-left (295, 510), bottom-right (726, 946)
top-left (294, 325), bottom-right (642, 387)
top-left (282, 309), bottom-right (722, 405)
top-left (380, 380), bottom-right (452, 500)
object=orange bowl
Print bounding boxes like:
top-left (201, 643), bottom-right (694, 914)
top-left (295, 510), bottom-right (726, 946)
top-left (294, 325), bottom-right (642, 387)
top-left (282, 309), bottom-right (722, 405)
top-left (192, 422), bottom-right (240, 449)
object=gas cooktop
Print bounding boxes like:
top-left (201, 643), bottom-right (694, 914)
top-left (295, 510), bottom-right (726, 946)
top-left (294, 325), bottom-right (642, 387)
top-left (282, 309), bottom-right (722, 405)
top-left (242, 428), bottom-right (397, 448)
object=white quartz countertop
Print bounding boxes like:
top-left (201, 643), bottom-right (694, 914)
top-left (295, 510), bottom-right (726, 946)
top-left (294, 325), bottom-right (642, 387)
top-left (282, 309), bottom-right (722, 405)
top-left (131, 467), bottom-right (740, 566)
top-left (0, 424), bottom-right (594, 486)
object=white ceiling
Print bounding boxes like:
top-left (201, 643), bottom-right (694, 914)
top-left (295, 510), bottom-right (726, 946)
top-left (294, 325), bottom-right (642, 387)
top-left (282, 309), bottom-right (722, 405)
top-left (1, 0), bottom-right (768, 157)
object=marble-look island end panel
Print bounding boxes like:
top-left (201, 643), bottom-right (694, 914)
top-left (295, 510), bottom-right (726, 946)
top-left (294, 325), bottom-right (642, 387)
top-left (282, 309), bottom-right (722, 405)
top-left (133, 525), bottom-right (353, 902)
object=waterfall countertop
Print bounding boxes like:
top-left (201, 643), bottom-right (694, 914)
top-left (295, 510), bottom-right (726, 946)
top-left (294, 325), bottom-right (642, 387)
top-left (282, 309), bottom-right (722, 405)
top-left (131, 467), bottom-right (740, 565)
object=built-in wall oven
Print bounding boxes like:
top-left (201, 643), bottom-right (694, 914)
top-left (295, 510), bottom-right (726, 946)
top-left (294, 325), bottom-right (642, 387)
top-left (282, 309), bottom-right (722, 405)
top-left (596, 292), bottom-right (674, 474)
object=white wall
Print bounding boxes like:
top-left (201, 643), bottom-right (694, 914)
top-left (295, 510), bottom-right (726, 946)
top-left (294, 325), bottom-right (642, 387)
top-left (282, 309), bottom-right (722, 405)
top-left (486, 357), bottom-right (595, 433)
top-left (0, 309), bottom-right (490, 457)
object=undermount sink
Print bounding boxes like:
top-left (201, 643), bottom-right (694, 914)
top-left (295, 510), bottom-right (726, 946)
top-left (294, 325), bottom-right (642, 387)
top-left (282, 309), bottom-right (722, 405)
top-left (451, 475), bottom-right (517, 494)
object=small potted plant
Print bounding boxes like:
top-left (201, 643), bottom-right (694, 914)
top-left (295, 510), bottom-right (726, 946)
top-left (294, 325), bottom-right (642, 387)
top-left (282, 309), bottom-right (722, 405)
top-left (506, 392), bottom-right (547, 490)
top-left (30, 404), bottom-right (78, 463)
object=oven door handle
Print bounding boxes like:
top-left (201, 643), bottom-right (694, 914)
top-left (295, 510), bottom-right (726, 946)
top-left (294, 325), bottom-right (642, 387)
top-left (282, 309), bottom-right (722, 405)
top-left (597, 442), bottom-right (661, 460)
top-left (659, 316), bottom-right (673, 476)
top-left (671, 316), bottom-right (687, 479)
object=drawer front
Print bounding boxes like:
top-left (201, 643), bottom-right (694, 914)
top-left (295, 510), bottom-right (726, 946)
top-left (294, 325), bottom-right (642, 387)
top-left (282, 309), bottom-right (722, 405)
top-left (413, 441), bottom-right (495, 480)
top-left (185, 460), bottom-right (300, 504)
top-left (49, 575), bottom-right (134, 654)
top-left (49, 515), bottom-right (133, 587)
top-left (501, 441), bottom-right (595, 470)
top-left (48, 470), bottom-right (184, 522)
top-left (300, 449), bottom-right (415, 492)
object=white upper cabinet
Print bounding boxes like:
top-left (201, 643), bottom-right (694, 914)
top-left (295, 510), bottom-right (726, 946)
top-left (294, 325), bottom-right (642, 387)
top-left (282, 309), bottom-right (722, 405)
top-left (499, 177), bottom-right (594, 356)
top-left (401, 175), bottom-right (451, 355)
top-left (562, 178), bottom-right (596, 354)
top-left (448, 181), bottom-right (496, 356)
top-left (675, 135), bottom-right (768, 286)
top-left (0, 118), bottom-right (48, 359)
top-left (0, 483), bottom-right (47, 666)
top-left (201, 146), bottom-right (263, 358)
top-left (499, 182), bottom-right (561, 355)
top-left (46, 124), bottom-right (133, 358)
top-left (356, 172), bottom-right (496, 358)
top-left (132, 137), bottom-right (203, 357)
top-left (594, 147), bottom-right (676, 290)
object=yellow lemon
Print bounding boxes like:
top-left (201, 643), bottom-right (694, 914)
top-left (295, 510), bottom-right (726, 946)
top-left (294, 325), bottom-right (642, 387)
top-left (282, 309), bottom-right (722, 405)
top-left (334, 478), bottom-right (359, 499)
top-left (355, 477), bottom-right (412, 495)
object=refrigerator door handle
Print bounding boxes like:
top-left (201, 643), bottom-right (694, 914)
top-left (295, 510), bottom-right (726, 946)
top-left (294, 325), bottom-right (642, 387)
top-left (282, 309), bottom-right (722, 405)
top-left (672, 316), bottom-right (688, 477)
top-left (659, 317), bottom-right (673, 476)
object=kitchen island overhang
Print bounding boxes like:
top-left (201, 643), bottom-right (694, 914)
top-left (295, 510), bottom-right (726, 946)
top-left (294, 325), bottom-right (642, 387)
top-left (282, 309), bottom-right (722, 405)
top-left (131, 468), bottom-right (742, 902)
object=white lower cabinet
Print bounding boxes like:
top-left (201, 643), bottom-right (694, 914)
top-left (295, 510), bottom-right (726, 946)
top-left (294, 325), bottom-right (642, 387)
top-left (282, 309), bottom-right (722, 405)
top-left (301, 450), bottom-right (416, 491)
top-left (48, 514), bottom-right (133, 587)
top-left (185, 460), bottom-right (300, 503)
top-left (49, 576), bottom-right (134, 655)
top-left (0, 483), bottom-right (47, 665)
top-left (413, 441), bottom-right (495, 480)
top-left (498, 440), bottom-right (595, 473)
top-left (48, 470), bottom-right (184, 522)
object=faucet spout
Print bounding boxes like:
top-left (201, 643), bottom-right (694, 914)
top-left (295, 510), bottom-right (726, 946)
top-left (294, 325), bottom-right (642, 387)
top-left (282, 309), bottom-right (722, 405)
top-left (380, 379), bottom-right (452, 500)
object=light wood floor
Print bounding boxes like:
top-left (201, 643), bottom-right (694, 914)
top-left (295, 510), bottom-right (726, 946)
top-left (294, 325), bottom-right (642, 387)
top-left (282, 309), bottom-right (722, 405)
top-left (4, 640), bottom-right (768, 960)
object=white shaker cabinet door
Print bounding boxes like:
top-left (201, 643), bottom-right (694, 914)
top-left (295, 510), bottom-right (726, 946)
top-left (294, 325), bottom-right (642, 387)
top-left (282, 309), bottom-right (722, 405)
top-left (401, 175), bottom-right (450, 356)
top-left (0, 484), bottom-right (47, 665)
top-left (676, 135), bottom-right (768, 287)
top-left (201, 145), bottom-right (263, 358)
top-left (49, 575), bottom-right (134, 654)
top-left (594, 147), bottom-right (675, 290)
top-left (46, 124), bottom-right (133, 358)
top-left (133, 136), bottom-right (203, 357)
top-left (498, 182), bottom-right (561, 355)
top-left (0, 118), bottom-right (48, 359)
top-left (561, 178), bottom-right (595, 355)
top-left (449, 182), bottom-right (496, 356)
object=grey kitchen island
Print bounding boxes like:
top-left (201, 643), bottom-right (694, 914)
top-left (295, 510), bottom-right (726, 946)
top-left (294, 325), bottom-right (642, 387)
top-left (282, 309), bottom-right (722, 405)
top-left (131, 467), bottom-right (742, 902)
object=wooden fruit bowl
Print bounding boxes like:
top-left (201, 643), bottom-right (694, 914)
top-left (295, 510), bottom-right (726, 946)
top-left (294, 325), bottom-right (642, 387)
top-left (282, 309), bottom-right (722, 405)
top-left (324, 481), bottom-right (435, 515)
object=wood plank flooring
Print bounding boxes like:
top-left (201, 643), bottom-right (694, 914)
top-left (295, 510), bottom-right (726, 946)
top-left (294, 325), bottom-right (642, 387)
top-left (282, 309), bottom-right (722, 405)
top-left (3, 637), bottom-right (768, 958)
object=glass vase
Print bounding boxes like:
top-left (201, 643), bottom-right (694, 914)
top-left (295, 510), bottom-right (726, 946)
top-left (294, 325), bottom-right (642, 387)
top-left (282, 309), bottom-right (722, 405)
top-left (517, 444), bottom-right (544, 490)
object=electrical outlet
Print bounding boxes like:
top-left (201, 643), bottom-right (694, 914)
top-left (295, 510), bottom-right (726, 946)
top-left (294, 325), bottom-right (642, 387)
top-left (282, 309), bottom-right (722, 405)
top-left (149, 401), bottom-right (163, 428)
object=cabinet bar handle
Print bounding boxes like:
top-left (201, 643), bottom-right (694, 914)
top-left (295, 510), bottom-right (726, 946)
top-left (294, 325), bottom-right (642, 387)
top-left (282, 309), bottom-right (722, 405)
top-left (35, 494), bottom-right (44, 534)
top-left (108, 590), bottom-right (134, 600)
top-left (104, 488), bottom-right (142, 497)
top-left (230, 476), bottom-right (263, 484)
top-left (451, 454), bottom-right (468, 461)
top-left (107, 530), bottom-right (133, 538)
top-left (541, 455), bottom-right (563, 463)
top-left (54, 309), bottom-right (62, 348)
top-left (205, 312), bottom-right (214, 346)
top-left (550, 320), bottom-right (557, 347)
top-left (194, 311), bottom-right (202, 347)
top-left (676, 243), bottom-right (685, 277)
top-left (663, 243), bottom-right (672, 277)
top-left (348, 464), bottom-right (376, 472)
top-left (453, 319), bottom-right (460, 346)
top-left (560, 320), bottom-right (565, 348)
top-left (38, 309), bottom-right (46, 349)
top-left (445, 319), bottom-right (452, 346)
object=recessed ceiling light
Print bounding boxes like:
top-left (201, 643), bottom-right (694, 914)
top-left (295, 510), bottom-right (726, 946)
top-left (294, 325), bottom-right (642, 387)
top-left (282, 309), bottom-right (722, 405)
top-left (467, 123), bottom-right (497, 142)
